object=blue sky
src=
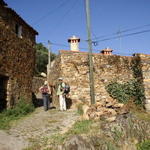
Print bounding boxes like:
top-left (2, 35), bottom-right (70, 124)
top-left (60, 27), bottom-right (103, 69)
top-left (4, 0), bottom-right (150, 55)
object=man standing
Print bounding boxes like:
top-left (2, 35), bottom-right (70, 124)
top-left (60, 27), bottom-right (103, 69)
top-left (39, 81), bottom-right (51, 111)
top-left (57, 77), bottom-right (66, 111)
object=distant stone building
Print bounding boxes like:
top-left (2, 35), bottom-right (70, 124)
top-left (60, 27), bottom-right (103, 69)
top-left (0, 0), bottom-right (38, 111)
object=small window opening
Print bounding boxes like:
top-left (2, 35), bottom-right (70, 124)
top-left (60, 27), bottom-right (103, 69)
top-left (15, 24), bottom-right (22, 38)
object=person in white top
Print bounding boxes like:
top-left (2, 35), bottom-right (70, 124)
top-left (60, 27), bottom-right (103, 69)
top-left (57, 78), bottom-right (66, 111)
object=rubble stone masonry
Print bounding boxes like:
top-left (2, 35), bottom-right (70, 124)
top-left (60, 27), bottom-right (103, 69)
top-left (32, 77), bottom-right (45, 94)
top-left (0, 1), bottom-right (37, 43)
top-left (49, 50), bottom-right (150, 112)
top-left (0, 18), bottom-right (36, 107)
top-left (135, 54), bottom-right (150, 112)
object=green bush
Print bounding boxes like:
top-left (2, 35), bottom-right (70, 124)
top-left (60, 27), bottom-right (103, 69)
top-left (106, 79), bottom-right (145, 105)
top-left (106, 82), bottom-right (129, 103)
top-left (137, 140), bottom-right (150, 150)
top-left (0, 99), bottom-right (35, 129)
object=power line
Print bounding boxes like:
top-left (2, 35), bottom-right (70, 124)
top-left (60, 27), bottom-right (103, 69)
top-left (51, 42), bottom-right (69, 48)
top-left (51, 42), bottom-right (86, 50)
top-left (50, 28), bottom-right (150, 55)
top-left (95, 29), bottom-right (150, 43)
top-left (51, 42), bottom-right (133, 56)
top-left (44, 0), bottom-right (78, 40)
top-left (51, 29), bottom-right (150, 47)
top-left (118, 24), bottom-right (150, 34)
top-left (50, 41), bottom-right (135, 56)
top-left (51, 42), bottom-right (98, 51)
top-left (54, 0), bottom-right (78, 26)
top-left (51, 28), bottom-right (150, 52)
top-left (91, 23), bottom-right (150, 41)
top-left (32, 0), bottom-right (68, 25)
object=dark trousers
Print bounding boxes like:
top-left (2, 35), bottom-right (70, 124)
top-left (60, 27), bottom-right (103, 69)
top-left (42, 93), bottom-right (50, 111)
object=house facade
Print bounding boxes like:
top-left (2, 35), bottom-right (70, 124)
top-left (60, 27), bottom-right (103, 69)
top-left (0, 0), bottom-right (38, 111)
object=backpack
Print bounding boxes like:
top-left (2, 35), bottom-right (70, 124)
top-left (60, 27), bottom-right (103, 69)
top-left (40, 85), bottom-right (49, 94)
top-left (64, 83), bottom-right (70, 94)
top-left (61, 83), bottom-right (70, 94)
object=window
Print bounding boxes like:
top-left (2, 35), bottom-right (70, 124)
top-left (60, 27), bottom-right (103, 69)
top-left (15, 24), bottom-right (22, 38)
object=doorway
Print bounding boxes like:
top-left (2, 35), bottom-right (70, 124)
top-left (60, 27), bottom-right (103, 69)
top-left (0, 75), bottom-right (8, 112)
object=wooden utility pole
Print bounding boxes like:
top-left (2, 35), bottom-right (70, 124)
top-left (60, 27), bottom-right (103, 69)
top-left (47, 40), bottom-right (51, 80)
top-left (85, 0), bottom-right (95, 104)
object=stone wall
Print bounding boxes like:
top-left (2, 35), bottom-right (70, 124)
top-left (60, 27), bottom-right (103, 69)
top-left (0, 2), bottom-right (37, 43)
top-left (135, 54), bottom-right (150, 112)
top-left (49, 51), bottom-right (150, 112)
top-left (49, 51), bottom-right (134, 105)
top-left (0, 18), bottom-right (36, 108)
top-left (49, 56), bottom-right (62, 106)
top-left (32, 77), bottom-right (45, 94)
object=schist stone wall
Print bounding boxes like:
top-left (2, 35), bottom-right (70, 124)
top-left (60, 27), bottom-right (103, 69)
top-left (0, 1), bottom-right (37, 42)
top-left (0, 1), bottom-right (37, 110)
top-left (32, 77), bottom-right (45, 94)
top-left (49, 50), bottom-right (150, 112)
top-left (0, 18), bottom-right (36, 108)
top-left (135, 54), bottom-right (150, 112)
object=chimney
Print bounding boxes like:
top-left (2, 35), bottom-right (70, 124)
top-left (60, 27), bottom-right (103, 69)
top-left (68, 35), bottom-right (80, 51)
top-left (101, 47), bottom-right (113, 55)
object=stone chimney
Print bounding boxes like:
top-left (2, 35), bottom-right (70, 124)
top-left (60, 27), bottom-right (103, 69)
top-left (101, 47), bottom-right (113, 55)
top-left (68, 35), bottom-right (80, 51)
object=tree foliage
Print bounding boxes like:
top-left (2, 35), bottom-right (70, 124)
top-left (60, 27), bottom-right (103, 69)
top-left (35, 43), bottom-right (56, 75)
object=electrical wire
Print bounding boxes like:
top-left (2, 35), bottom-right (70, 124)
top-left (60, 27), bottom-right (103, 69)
top-left (50, 28), bottom-right (150, 56)
top-left (52, 29), bottom-right (150, 48)
top-left (51, 42), bottom-right (98, 51)
top-left (91, 23), bottom-right (150, 41)
top-left (51, 42), bottom-right (69, 48)
top-left (95, 29), bottom-right (150, 43)
top-left (32, 0), bottom-right (69, 25)
top-left (51, 41), bottom-right (132, 55)
top-left (53, 0), bottom-right (78, 27)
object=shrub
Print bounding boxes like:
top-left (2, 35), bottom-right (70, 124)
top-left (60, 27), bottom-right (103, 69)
top-left (106, 82), bottom-right (129, 103)
top-left (137, 140), bottom-right (150, 150)
top-left (106, 79), bottom-right (145, 105)
top-left (0, 99), bottom-right (35, 129)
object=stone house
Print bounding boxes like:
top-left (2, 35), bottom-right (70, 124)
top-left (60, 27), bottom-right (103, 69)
top-left (49, 36), bottom-right (150, 112)
top-left (0, 0), bottom-right (38, 111)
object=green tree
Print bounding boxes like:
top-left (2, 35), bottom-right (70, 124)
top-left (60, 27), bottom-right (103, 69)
top-left (35, 43), bottom-right (56, 75)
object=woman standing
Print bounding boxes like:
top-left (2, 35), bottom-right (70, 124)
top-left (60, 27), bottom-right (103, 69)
top-left (39, 81), bottom-right (51, 111)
